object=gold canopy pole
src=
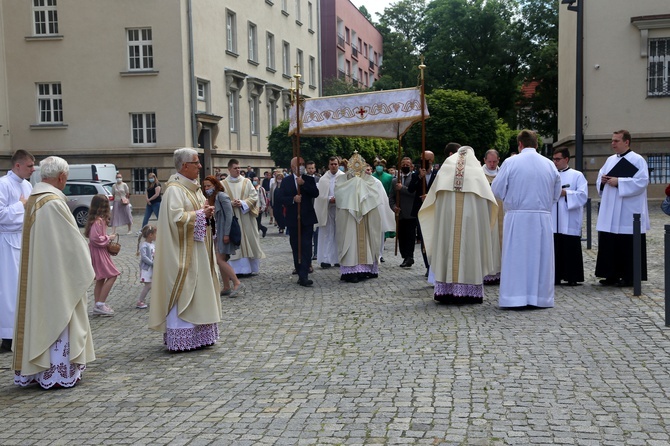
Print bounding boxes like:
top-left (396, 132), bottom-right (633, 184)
top-left (419, 57), bottom-right (427, 197)
top-left (394, 125), bottom-right (402, 256)
top-left (293, 65), bottom-right (303, 264)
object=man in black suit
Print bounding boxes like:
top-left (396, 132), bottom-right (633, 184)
top-left (276, 157), bottom-right (319, 287)
top-left (390, 156), bottom-right (422, 268)
top-left (409, 150), bottom-right (437, 274)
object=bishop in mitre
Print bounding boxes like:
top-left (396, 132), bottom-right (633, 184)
top-left (419, 146), bottom-right (498, 304)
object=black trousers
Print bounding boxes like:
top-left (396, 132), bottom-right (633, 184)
top-left (288, 223), bottom-right (314, 281)
top-left (554, 233), bottom-right (584, 283)
top-left (595, 231), bottom-right (647, 282)
top-left (397, 218), bottom-right (417, 260)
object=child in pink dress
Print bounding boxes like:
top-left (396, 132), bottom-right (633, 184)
top-left (84, 194), bottom-right (120, 316)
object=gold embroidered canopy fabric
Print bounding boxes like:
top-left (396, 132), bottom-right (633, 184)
top-left (289, 88), bottom-right (429, 139)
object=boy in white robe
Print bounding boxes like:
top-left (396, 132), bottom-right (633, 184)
top-left (551, 148), bottom-right (588, 286)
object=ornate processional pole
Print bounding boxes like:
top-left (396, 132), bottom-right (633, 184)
top-left (293, 64), bottom-right (303, 263)
top-left (419, 56), bottom-right (427, 197)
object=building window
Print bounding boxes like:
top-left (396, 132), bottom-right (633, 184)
top-left (309, 56), bottom-right (316, 88)
top-left (197, 81), bottom-right (206, 100)
top-left (37, 82), bottom-right (63, 124)
top-left (266, 32), bottom-right (275, 70)
top-left (246, 23), bottom-right (258, 64)
top-left (132, 168), bottom-right (157, 194)
top-left (282, 41), bottom-right (290, 76)
top-left (295, 0), bottom-right (301, 22)
top-left (33, 0), bottom-right (59, 36)
top-left (127, 28), bottom-right (154, 71)
top-left (268, 100), bottom-right (277, 133)
top-left (131, 113), bottom-right (156, 145)
top-left (648, 38), bottom-right (669, 97)
top-left (250, 96), bottom-right (260, 135)
top-left (226, 10), bottom-right (237, 53)
top-left (281, 0), bottom-right (288, 14)
top-left (308, 2), bottom-right (313, 30)
top-left (229, 93), bottom-right (239, 132)
top-left (296, 49), bottom-right (304, 79)
top-left (648, 153), bottom-right (670, 184)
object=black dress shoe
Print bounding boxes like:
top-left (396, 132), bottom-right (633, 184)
top-left (320, 262), bottom-right (331, 269)
top-left (599, 278), bottom-right (617, 286)
top-left (292, 269), bottom-right (298, 275)
top-left (298, 279), bottom-right (313, 287)
top-left (616, 279), bottom-right (633, 287)
top-left (1, 339), bottom-right (11, 352)
top-left (334, 263), bottom-right (340, 267)
top-left (566, 281), bottom-right (580, 286)
top-left (400, 258), bottom-right (414, 268)
top-left (341, 274), bottom-right (359, 283)
top-left (380, 257), bottom-right (385, 263)
top-left (261, 227), bottom-right (267, 238)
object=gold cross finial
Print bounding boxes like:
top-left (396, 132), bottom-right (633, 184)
top-left (418, 55), bottom-right (426, 81)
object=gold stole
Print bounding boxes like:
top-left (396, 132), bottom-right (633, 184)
top-left (13, 192), bottom-right (60, 370)
top-left (163, 181), bottom-right (200, 312)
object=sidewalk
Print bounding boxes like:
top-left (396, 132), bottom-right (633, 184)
top-left (0, 208), bottom-right (669, 445)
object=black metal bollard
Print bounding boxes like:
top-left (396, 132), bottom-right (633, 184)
top-left (666, 225), bottom-right (670, 326)
top-left (633, 213), bottom-right (641, 296)
top-left (586, 198), bottom-right (591, 250)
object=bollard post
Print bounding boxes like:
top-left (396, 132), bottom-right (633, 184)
top-left (586, 198), bottom-right (592, 250)
top-left (666, 225), bottom-right (670, 326)
top-left (633, 213), bottom-right (641, 296)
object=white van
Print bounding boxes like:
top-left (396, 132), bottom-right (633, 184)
top-left (31, 163), bottom-right (117, 185)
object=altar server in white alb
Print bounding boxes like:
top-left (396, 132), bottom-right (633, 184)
top-left (595, 130), bottom-right (649, 287)
top-left (551, 148), bottom-right (588, 286)
top-left (315, 156), bottom-right (345, 269)
top-left (0, 150), bottom-right (35, 353)
top-left (491, 130), bottom-right (561, 308)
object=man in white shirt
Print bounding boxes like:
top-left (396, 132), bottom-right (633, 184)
top-left (0, 150), bottom-right (35, 353)
top-left (595, 130), bottom-right (649, 287)
top-left (551, 148), bottom-right (588, 286)
top-left (492, 130), bottom-right (561, 308)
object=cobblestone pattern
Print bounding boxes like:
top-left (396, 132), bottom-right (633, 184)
top-left (0, 206), bottom-right (669, 445)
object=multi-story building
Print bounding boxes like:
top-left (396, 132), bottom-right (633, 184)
top-left (0, 0), bottom-right (320, 201)
top-left (557, 1), bottom-right (669, 198)
top-left (320, 0), bottom-right (382, 89)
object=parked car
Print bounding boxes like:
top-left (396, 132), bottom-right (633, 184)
top-left (63, 180), bottom-right (114, 227)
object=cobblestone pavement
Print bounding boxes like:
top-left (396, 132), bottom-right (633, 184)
top-left (1, 206), bottom-right (669, 445)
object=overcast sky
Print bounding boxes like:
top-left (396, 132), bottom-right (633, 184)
top-left (350, 0), bottom-right (393, 22)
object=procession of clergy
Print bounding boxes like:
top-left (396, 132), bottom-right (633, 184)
top-left (5, 128), bottom-right (649, 388)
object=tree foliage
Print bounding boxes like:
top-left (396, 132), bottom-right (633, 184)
top-left (377, 0), bottom-right (558, 138)
top-left (403, 89), bottom-right (505, 162)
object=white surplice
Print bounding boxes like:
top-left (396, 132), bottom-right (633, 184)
top-left (223, 176), bottom-right (266, 274)
top-left (0, 171), bottom-right (32, 340)
top-left (551, 168), bottom-right (588, 236)
top-left (596, 151), bottom-right (650, 235)
top-left (491, 148), bottom-right (561, 308)
top-left (315, 170), bottom-right (344, 265)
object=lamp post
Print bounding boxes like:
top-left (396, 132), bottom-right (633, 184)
top-left (562, 0), bottom-right (584, 173)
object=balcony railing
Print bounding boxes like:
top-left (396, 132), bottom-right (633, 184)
top-left (369, 60), bottom-right (375, 71)
top-left (337, 34), bottom-right (345, 49)
top-left (351, 45), bottom-right (358, 59)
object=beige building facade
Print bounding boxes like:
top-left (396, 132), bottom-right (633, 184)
top-left (557, 1), bottom-right (669, 198)
top-left (0, 0), bottom-right (320, 201)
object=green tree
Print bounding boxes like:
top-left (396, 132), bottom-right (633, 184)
top-left (403, 89), bottom-right (499, 161)
top-left (517, 0), bottom-right (558, 140)
top-left (358, 5), bottom-right (372, 22)
top-left (375, 0), bottom-right (426, 90)
top-left (421, 0), bottom-right (528, 124)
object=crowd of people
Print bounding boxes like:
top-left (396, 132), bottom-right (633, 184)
top-left (0, 128), bottom-right (657, 389)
